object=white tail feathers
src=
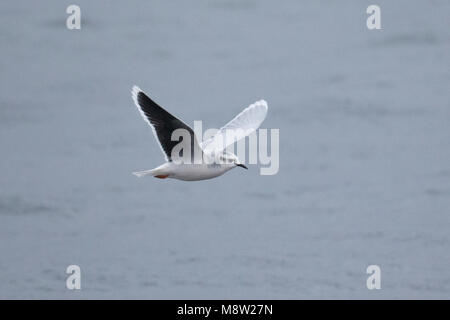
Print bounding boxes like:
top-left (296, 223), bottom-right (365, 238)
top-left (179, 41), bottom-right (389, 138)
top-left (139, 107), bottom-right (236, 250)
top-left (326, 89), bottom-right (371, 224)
top-left (132, 169), bottom-right (155, 178)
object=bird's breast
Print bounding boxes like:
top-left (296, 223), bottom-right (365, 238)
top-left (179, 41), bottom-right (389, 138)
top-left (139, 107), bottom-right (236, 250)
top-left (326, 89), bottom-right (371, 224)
top-left (169, 163), bottom-right (230, 181)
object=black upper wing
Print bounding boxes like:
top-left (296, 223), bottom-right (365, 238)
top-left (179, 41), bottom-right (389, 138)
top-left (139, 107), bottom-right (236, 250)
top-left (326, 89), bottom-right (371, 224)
top-left (132, 86), bottom-right (201, 162)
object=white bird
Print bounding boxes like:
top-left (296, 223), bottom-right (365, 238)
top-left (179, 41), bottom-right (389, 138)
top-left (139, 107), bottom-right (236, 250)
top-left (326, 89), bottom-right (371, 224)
top-left (131, 86), bottom-right (268, 181)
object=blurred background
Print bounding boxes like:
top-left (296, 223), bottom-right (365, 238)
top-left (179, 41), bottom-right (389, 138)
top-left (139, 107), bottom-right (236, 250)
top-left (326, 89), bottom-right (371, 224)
top-left (0, 0), bottom-right (449, 299)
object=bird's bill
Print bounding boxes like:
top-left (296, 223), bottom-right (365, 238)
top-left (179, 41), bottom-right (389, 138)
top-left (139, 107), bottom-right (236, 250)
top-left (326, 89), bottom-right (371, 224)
top-left (236, 163), bottom-right (248, 169)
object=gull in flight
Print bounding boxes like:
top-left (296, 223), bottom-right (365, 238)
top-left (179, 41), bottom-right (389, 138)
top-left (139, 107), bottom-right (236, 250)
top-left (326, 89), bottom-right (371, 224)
top-left (131, 86), bottom-right (268, 181)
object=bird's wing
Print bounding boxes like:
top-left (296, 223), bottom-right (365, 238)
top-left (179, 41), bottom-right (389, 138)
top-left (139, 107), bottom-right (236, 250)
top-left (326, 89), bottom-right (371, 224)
top-left (131, 86), bottom-right (203, 162)
top-left (201, 100), bottom-right (268, 154)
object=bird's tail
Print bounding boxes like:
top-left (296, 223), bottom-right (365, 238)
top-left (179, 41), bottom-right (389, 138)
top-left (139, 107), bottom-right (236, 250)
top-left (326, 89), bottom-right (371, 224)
top-left (132, 169), bottom-right (156, 178)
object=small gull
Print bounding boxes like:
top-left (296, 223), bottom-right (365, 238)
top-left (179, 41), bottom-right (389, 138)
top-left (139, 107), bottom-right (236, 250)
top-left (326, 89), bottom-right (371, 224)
top-left (131, 86), bottom-right (268, 181)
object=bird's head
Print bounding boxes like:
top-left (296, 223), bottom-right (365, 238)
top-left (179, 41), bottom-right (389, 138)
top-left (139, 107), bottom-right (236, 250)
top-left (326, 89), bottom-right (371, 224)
top-left (218, 152), bottom-right (248, 170)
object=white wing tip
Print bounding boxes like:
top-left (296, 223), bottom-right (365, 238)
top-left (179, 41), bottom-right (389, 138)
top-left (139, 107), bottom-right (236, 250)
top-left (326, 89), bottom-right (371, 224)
top-left (254, 99), bottom-right (268, 109)
top-left (131, 85), bottom-right (147, 119)
top-left (131, 85), bottom-right (142, 103)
